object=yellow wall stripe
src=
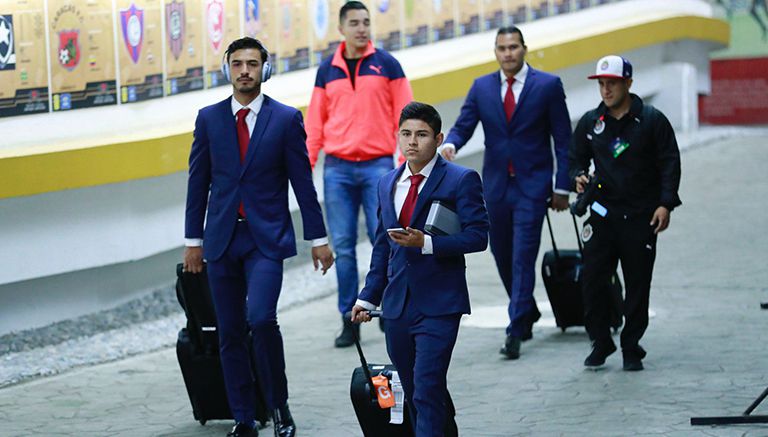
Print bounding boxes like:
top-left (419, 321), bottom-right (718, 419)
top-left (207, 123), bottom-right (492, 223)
top-left (0, 16), bottom-right (727, 199)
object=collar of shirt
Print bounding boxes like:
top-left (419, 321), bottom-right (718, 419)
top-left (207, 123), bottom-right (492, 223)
top-left (499, 62), bottom-right (528, 87)
top-left (231, 93), bottom-right (264, 135)
top-left (398, 152), bottom-right (438, 184)
top-left (231, 93), bottom-right (264, 119)
top-left (499, 63), bottom-right (527, 102)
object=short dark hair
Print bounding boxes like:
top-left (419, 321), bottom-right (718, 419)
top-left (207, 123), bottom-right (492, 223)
top-left (225, 37), bottom-right (268, 63)
top-left (340, 1), bottom-right (368, 23)
top-left (496, 26), bottom-right (525, 46)
top-left (399, 102), bottom-right (442, 136)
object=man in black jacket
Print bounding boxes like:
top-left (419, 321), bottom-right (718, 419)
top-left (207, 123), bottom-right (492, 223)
top-left (569, 55), bottom-right (682, 371)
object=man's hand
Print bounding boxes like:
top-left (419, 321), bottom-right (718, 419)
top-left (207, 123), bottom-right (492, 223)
top-left (440, 145), bottom-right (456, 161)
top-left (550, 193), bottom-right (569, 211)
top-left (183, 246), bottom-right (204, 273)
top-left (312, 244), bottom-right (334, 275)
top-left (351, 305), bottom-right (372, 323)
top-left (575, 174), bottom-right (589, 193)
top-left (650, 206), bottom-right (670, 234)
top-left (388, 227), bottom-right (425, 248)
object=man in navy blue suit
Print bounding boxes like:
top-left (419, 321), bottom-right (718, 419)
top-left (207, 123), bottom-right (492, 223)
top-left (183, 37), bottom-right (334, 437)
top-left (442, 26), bottom-right (572, 360)
top-left (352, 102), bottom-right (489, 436)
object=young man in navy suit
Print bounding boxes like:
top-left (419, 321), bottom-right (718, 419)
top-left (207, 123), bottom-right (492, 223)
top-left (352, 102), bottom-right (489, 436)
top-left (183, 37), bottom-right (334, 437)
top-left (441, 26), bottom-right (572, 360)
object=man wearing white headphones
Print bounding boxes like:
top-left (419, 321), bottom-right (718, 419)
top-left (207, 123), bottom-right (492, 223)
top-left (184, 37), bottom-right (334, 437)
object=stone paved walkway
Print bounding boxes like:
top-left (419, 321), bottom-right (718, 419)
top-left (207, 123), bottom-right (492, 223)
top-left (1, 134), bottom-right (767, 436)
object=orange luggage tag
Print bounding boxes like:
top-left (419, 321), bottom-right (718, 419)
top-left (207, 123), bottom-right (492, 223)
top-left (371, 374), bottom-right (395, 409)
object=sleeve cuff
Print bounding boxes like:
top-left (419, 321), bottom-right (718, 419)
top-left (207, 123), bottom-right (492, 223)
top-left (355, 299), bottom-right (377, 311)
top-left (311, 237), bottom-right (329, 247)
top-left (185, 238), bottom-right (203, 247)
top-left (421, 234), bottom-right (433, 255)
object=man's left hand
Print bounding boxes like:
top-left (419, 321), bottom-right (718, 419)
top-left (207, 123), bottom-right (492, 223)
top-left (650, 206), bottom-right (670, 234)
top-left (388, 227), bottom-right (425, 248)
top-left (312, 244), bottom-right (334, 274)
top-left (550, 193), bottom-right (569, 212)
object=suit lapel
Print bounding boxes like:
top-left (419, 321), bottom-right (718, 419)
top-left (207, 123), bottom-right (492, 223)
top-left (491, 73), bottom-right (508, 127)
top-left (240, 96), bottom-right (272, 178)
top-left (410, 157), bottom-right (447, 226)
top-left (383, 165), bottom-right (404, 228)
top-left (218, 97), bottom-right (241, 169)
top-left (511, 65), bottom-right (535, 124)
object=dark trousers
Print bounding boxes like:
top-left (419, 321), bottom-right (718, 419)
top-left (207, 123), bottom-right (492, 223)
top-left (486, 178), bottom-right (548, 337)
top-left (385, 294), bottom-right (461, 437)
top-left (581, 212), bottom-right (657, 349)
top-left (207, 222), bottom-right (287, 423)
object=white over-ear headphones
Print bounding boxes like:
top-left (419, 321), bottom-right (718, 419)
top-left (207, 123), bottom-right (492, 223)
top-left (221, 38), bottom-right (273, 83)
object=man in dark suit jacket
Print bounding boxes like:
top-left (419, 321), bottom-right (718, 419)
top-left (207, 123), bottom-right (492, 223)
top-left (352, 102), bottom-right (489, 436)
top-left (441, 26), bottom-right (572, 360)
top-left (183, 37), bottom-right (334, 437)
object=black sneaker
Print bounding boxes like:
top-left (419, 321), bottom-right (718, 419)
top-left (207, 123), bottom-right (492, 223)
top-left (622, 345), bottom-right (646, 371)
top-left (584, 341), bottom-right (617, 369)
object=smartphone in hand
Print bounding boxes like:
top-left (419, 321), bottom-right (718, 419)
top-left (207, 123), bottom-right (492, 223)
top-left (386, 227), bottom-right (408, 235)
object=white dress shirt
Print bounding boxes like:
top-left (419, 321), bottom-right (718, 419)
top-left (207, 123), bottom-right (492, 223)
top-left (354, 153), bottom-right (439, 311)
top-left (186, 93), bottom-right (329, 248)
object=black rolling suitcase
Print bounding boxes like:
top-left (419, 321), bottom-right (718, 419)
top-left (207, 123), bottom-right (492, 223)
top-left (541, 212), bottom-right (623, 332)
top-left (175, 263), bottom-right (269, 426)
top-left (349, 312), bottom-right (458, 437)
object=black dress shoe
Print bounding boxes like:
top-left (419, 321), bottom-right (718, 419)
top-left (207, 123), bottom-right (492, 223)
top-left (521, 309), bottom-right (541, 342)
top-left (273, 404), bottom-right (296, 437)
top-left (584, 341), bottom-right (617, 369)
top-left (622, 345), bottom-right (646, 371)
top-left (334, 315), bottom-right (359, 348)
top-left (227, 422), bottom-right (258, 437)
top-left (499, 335), bottom-right (521, 360)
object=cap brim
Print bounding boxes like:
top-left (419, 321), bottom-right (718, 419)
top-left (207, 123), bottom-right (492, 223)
top-left (588, 74), bottom-right (626, 79)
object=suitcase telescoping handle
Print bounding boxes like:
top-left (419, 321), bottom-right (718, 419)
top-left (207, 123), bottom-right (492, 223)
top-left (545, 210), bottom-right (584, 260)
top-left (344, 310), bottom-right (383, 400)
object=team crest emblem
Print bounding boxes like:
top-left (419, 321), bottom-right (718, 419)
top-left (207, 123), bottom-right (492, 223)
top-left (280, 1), bottom-right (292, 38)
top-left (600, 60), bottom-right (609, 71)
top-left (593, 118), bottom-right (605, 135)
top-left (244, 0), bottom-right (261, 36)
top-left (207, 0), bottom-right (224, 52)
top-left (581, 224), bottom-right (593, 243)
top-left (166, 0), bottom-right (185, 60)
top-left (312, 0), bottom-right (329, 40)
top-left (120, 4), bottom-right (144, 64)
top-left (0, 15), bottom-right (16, 71)
top-left (58, 30), bottom-right (81, 70)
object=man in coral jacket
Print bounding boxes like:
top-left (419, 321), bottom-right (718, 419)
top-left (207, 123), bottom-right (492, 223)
top-left (306, 1), bottom-right (413, 348)
top-left (352, 102), bottom-right (489, 437)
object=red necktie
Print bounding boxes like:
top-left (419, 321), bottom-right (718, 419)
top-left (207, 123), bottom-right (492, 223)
top-left (236, 108), bottom-right (250, 217)
top-left (504, 77), bottom-right (516, 122)
top-left (398, 174), bottom-right (425, 228)
top-left (503, 77), bottom-right (516, 176)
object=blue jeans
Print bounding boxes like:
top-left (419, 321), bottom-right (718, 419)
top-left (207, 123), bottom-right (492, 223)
top-left (323, 155), bottom-right (394, 314)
